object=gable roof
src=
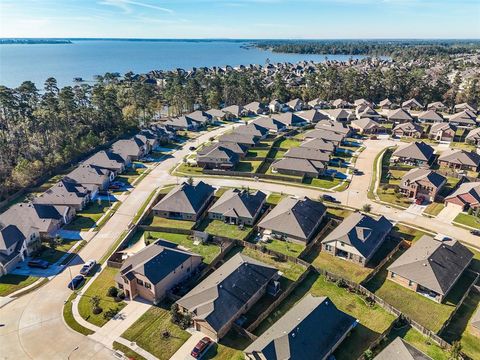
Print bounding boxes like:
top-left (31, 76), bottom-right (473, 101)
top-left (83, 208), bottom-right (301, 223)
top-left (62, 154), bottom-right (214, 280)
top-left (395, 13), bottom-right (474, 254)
top-left (449, 111), bottom-right (477, 125)
top-left (454, 103), bottom-right (476, 113)
top-left (300, 138), bottom-right (335, 153)
top-left (83, 150), bottom-right (125, 171)
top-left (315, 119), bottom-right (350, 135)
top-left (388, 235), bottom-right (473, 295)
top-left (465, 127), bottom-right (480, 141)
top-left (222, 105), bottom-right (244, 117)
top-left (196, 144), bottom-right (239, 164)
top-left (198, 142), bottom-right (247, 157)
top-left (116, 239), bottom-right (201, 285)
top-left (66, 164), bottom-right (111, 187)
top-left (379, 98), bottom-right (392, 106)
top-left (418, 110), bottom-right (444, 122)
top-left (324, 108), bottom-right (352, 121)
top-left (393, 122), bottom-right (423, 133)
top-left (374, 337), bottom-right (433, 360)
top-left (438, 149), bottom-right (480, 168)
top-left (206, 108), bottom-right (227, 118)
top-left (0, 225), bottom-right (26, 251)
top-left (392, 142), bottom-right (434, 162)
top-left (322, 213), bottom-right (392, 260)
top-left (284, 147), bottom-right (330, 162)
top-left (258, 197), bottom-right (326, 240)
top-left (177, 253), bottom-right (278, 331)
top-left (297, 109), bottom-right (328, 123)
top-left (218, 132), bottom-right (257, 146)
top-left (272, 157), bottom-right (325, 175)
top-left (388, 108), bottom-right (413, 122)
top-left (251, 117), bottom-right (286, 132)
top-left (287, 98), bottom-right (303, 109)
top-left (304, 129), bottom-right (345, 143)
top-left (351, 118), bottom-right (382, 130)
top-left (244, 101), bottom-right (266, 113)
top-left (111, 138), bottom-right (144, 160)
top-left (429, 122), bottom-right (455, 134)
top-left (244, 294), bottom-right (357, 360)
top-left (271, 112), bottom-right (305, 126)
top-left (208, 189), bottom-right (266, 219)
top-left (153, 181), bottom-right (214, 215)
top-left (445, 181), bottom-right (480, 205)
top-left (400, 168), bottom-right (446, 189)
top-left (402, 98), bottom-right (423, 108)
top-left (34, 179), bottom-right (90, 208)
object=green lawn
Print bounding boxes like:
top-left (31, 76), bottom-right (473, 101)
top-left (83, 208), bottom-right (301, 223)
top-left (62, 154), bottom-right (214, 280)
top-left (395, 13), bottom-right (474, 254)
top-left (205, 328), bottom-right (250, 360)
top-left (35, 239), bottom-right (79, 263)
top-left (146, 231), bottom-right (221, 264)
top-left (310, 252), bottom-right (373, 283)
top-left (303, 176), bottom-right (343, 189)
top-left (112, 342), bottom-right (147, 360)
top-left (174, 163), bottom-right (204, 176)
top-left (63, 292), bottom-right (95, 336)
top-left (327, 207), bottom-right (353, 220)
top-left (235, 161), bottom-right (262, 173)
top-left (454, 213), bottom-right (480, 229)
top-left (277, 138), bottom-right (302, 149)
top-left (391, 224), bottom-right (428, 243)
top-left (122, 303), bottom-right (191, 360)
top-left (78, 266), bottom-right (126, 327)
top-left (246, 149), bottom-right (269, 158)
top-left (63, 201), bottom-right (112, 231)
top-left (364, 248), bottom-right (476, 333)
top-left (115, 168), bottom-right (146, 189)
top-left (266, 192), bottom-right (285, 205)
top-left (0, 274), bottom-right (39, 296)
top-left (423, 202), bottom-right (445, 216)
top-left (450, 141), bottom-right (476, 152)
top-left (143, 216), bottom-right (196, 230)
top-left (198, 219), bottom-right (252, 241)
top-left (262, 239), bottom-right (305, 258)
top-left (439, 177), bottom-right (461, 197)
top-left (254, 272), bottom-right (395, 360)
top-left (269, 148), bottom-right (287, 159)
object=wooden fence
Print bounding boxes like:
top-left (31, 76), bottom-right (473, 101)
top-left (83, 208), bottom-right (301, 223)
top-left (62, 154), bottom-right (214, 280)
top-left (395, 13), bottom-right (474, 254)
top-left (202, 169), bottom-right (305, 183)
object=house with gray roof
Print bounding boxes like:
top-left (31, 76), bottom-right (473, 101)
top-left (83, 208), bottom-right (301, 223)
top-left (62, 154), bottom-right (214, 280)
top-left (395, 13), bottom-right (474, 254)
top-left (300, 138), bottom-right (336, 153)
top-left (206, 108), bottom-right (228, 121)
top-left (286, 98), bottom-right (304, 112)
top-left (308, 98), bottom-right (330, 109)
top-left (244, 101), bottom-right (268, 115)
top-left (197, 141), bottom-right (247, 159)
top-left (304, 129), bottom-right (345, 146)
top-left (392, 122), bottom-right (424, 138)
top-left (165, 115), bottom-right (201, 131)
top-left (351, 118), bottom-right (385, 135)
top-left (83, 150), bottom-right (126, 174)
top-left (418, 110), bottom-right (444, 123)
top-left (251, 117), bottom-right (286, 134)
top-left (449, 110), bottom-right (477, 128)
top-left (402, 98), bottom-right (423, 111)
top-left (176, 253), bottom-right (279, 340)
top-left (272, 112), bottom-right (306, 127)
top-left (208, 189), bottom-right (266, 226)
top-left (438, 149), bottom-right (480, 172)
top-left (297, 109), bottom-right (328, 123)
top-left (315, 119), bottom-right (351, 136)
top-left (321, 213), bottom-right (392, 266)
top-left (115, 239), bottom-right (202, 303)
top-left (196, 144), bottom-right (239, 170)
top-left (244, 294), bottom-right (357, 360)
top-left (0, 225), bottom-right (39, 276)
top-left (379, 98), bottom-right (393, 109)
top-left (374, 337), bottom-right (433, 360)
top-left (455, 103), bottom-right (476, 113)
top-left (138, 129), bottom-right (160, 149)
top-left (354, 98), bottom-right (372, 108)
top-left (387, 235), bottom-right (473, 302)
top-left (465, 127), bottom-right (480, 145)
top-left (356, 105), bottom-right (380, 120)
top-left (427, 101), bottom-right (446, 112)
top-left (111, 137), bottom-right (149, 164)
top-left (258, 197), bottom-right (327, 243)
top-left (66, 164), bottom-right (113, 191)
top-left (323, 108), bottom-right (352, 122)
top-left (222, 104), bottom-right (247, 118)
top-left (429, 123), bottom-right (455, 142)
top-left (391, 141), bottom-right (434, 167)
top-left (284, 147), bottom-right (330, 163)
top-left (271, 157), bottom-right (326, 178)
top-left (218, 132), bottom-right (257, 147)
top-left (185, 110), bottom-right (212, 125)
top-left (152, 181), bottom-right (214, 221)
top-left (444, 181), bottom-right (480, 211)
top-left (34, 179), bottom-right (91, 211)
top-left (332, 98), bottom-right (350, 108)
top-left (388, 108), bottom-right (414, 124)
top-left (399, 168), bottom-right (446, 201)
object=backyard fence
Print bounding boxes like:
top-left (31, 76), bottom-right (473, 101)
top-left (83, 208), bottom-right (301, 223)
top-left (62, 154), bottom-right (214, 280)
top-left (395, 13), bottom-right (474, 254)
top-left (202, 169), bottom-right (305, 183)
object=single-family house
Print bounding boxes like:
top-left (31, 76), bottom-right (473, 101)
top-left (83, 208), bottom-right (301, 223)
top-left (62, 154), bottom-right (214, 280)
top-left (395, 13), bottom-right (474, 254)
top-left (197, 141), bottom-right (247, 159)
top-left (176, 253), bottom-right (279, 340)
top-left (444, 182), bottom-right (480, 211)
top-left (438, 149), bottom-right (480, 172)
top-left (222, 105), bottom-right (247, 118)
top-left (387, 235), bottom-right (473, 302)
top-left (251, 117), bottom-right (286, 134)
top-left (244, 294), bottom-right (357, 360)
top-left (388, 108), bottom-right (413, 124)
top-left (392, 122), bottom-right (424, 138)
top-left (308, 98), bottom-right (330, 109)
top-left (321, 213), bottom-right (392, 266)
top-left (271, 157), bottom-right (326, 178)
top-left (196, 144), bottom-right (240, 170)
top-left (284, 147), bottom-right (330, 163)
top-left (34, 179), bottom-right (91, 211)
top-left (379, 98), bottom-right (393, 109)
top-left (374, 337), bottom-right (433, 360)
top-left (165, 116), bottom-right (201, 131)
top-left (258, 197), bottom-right (326, 243)
top-left (354, 98), bottom-right (372, 108)
top-left (323, 108), bottom-right (352, 122)
top-left (303, 129), bottom-right (345, 146)
top-left (449, 110), bottom-right (477, 128)
top-left (218, 132), bottom-right (257, 147)
top-left (315, 120), bottom-right (351, 136)
top-left (332, 99), bottom-right (350, 108)
top-left (65, 164), bottom-right (113, 192)
top-left (417, 110), bottom-right (444, 123)
top-left (115, 239), bottom-right (202, 303)
top-left (429, 123), bottom-right (456, 142)
top-left (208, 189), bottom-right (266, 225)
top-left (244, 101), bottom-right (268, 115)
top-left (206, 108), bottom-right (228, 121)
top-left (391, 142), bottom-right (434, 167)
top-left (300, 138), bottom-right (336, 153)
top-left (286, 98), bottom-right (304, 112)
top-left (234, 124), bottom-right (269, 139)
top-left (0, 225), bottom-right (40, 275)
top-left (355, 106), bottom-right (380, 120)
top-left (402, 98), bottom-right (423, 111)
top-left (455, 103), bottom-right (476, 113)
top-left (297, 109), bottom-right (328, 123)
top-left (83, 150), bottom-right (126, 174)
top-left (399, 168), bottom-right (446, 201)
top-left (350, 118), bottom-right (385, 135)
top-left (427, 101), bottom-right (447, 112)
top-left (466, 127), bottom-right (480, 145)
top-left (111, 137), bottom-right (148, 164)
top-left (186, 111), bottom-right (212, 126)
top-left (268, 99), bottom-right (285, 113)
top-left (152, 181), bottom-right (214, 221)
top-left (272, 112), bottom-right (306, 127)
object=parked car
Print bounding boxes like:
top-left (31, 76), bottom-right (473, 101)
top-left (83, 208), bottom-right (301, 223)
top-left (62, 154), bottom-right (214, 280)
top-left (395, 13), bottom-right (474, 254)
top-left (109, 184), bottom-right (121, 190)
top-left (191, 337), bottom-right (212, 359)
top-left (322, 194), bottom-right (337, 203)
top-left (470, 230), bottom-right (480, 236)
top-left (80, 260), bottom-right (96, 276)
top-left (189, 146), bottom-right (196, 151)
top-left (415, 196), bottom-right (425, 205)
top-left (68, 275), bottom-right (85, 290)
top-left (27, 259), bottom-right (50, 269)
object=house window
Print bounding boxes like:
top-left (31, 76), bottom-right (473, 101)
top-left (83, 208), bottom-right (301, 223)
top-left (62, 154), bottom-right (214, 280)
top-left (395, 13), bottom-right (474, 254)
top-left (118, 284), bottom-right (124, 289)
top-left (137, 279), bottom-right (144, 286)
top-left (145, 282), bottom-right (152, 289)
top-left (325, 245), bottom-right (332, 251)
top-left (391, 272), bottom-right (396, 278)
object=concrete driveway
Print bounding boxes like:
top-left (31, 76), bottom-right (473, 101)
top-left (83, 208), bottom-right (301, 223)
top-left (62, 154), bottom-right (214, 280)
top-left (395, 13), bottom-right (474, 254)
top-left (170, 331), bottom-right (209, 360)
top-left (436, 205), bottom-right (462, 223)
top-left (406, 203), bottom-right (427, 215)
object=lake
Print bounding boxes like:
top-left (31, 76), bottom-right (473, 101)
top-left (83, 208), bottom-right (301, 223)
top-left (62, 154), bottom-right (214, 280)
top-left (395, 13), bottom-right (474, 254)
top-left (0, 40), bottom-right (368, 88)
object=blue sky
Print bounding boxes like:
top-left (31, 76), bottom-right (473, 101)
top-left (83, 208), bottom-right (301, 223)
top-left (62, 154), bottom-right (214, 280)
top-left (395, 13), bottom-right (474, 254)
top-left (1, 0), bottom-right (479, 39)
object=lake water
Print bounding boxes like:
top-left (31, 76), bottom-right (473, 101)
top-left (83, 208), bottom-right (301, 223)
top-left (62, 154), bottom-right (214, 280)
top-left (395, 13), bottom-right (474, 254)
top-left (0, 40), bottom-right (368, 88)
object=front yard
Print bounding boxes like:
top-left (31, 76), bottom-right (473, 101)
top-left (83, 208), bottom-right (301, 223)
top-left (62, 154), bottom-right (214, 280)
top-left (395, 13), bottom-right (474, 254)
top-left (63, 200), bottom-right (113, 231)
top-left (0, 274), bottom-right (39, 296)
top-left (423, 202), bottom-right (445, 216)
top-left (302, 176), bottom-right (343, 189)
top-left (78, 266), bottom-right (126, 327)
top-left (453, 212), bottom-right (480, 229)
top-left (35, 238), bottom-right (79, 263)
top-left (197, 219), bottom-right (253, 241)
top-left (122, 303), bottom-right (191, 360)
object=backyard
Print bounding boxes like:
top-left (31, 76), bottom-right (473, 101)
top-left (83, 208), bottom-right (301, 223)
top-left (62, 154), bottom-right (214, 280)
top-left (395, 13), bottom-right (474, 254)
top-left (235, 160), bottom-right (262, 173)
top-left (197, 219), bottom-right (253, 241)
top-left (261, 238), bottom-right (305, 258)
top-left (309, 251), bottom-right (373, 283)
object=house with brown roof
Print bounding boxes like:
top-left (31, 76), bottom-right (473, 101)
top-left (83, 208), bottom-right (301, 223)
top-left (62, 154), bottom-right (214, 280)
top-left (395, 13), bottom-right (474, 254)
top-left (401, 98), bottom-right (423, 111)
top-left (387, 235), bottom-right (473, 302)
top-left (399, 168), bottom-right (446, 201)
top-left (271, 157), bottom-right (326, 178)
top-left (392, 122), bottom-right (423, 138)
top-left (466, 127), bottom-right (480, 145)
top-left (286, 98), bottom-right (304, 112)
top-left (176, 253), bottom-right (279, 340)
top-left (258, 197), bottom-right (326, 243)
top-left (244, 101), bottom-right (268, 115)
top-left (387, 108), bottom-right (413, 124)
top-left (355, 105), bottom-right (380, 120)
top-left (115, 239), bottom-right (202, 303)
top-left (391, 142), bottom-right (434, 167)
top-left (417, 110), bottom-right (444, 123)
top-left (429, 123), bottom-right (456, 142)
top-left (379, 98), bottom-right (393, 109)
top-left (444, 181), bottom-right (480, 211)
top-left (321, 213), bottom-right (392, 266)
top-left (438, 149), bottom-right (480, 172)
top-left (455, 103), bottom-right (476, 113)
top-left (354, 98), bottom-right (372, 108)
top-left (427, 101), bottom-right (446, 112)
top-left (351, 118), bottom-right (385, 135)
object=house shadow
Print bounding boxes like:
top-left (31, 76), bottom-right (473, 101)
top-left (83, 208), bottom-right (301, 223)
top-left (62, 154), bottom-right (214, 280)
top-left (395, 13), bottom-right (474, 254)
top-left (334, 323), bottom-right (380, 360)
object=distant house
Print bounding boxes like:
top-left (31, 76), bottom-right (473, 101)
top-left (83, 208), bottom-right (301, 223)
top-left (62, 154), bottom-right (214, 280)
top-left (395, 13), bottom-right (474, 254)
top-left (427, 101), bottom-right (446, 112)
top-left (244, 294), bottom-right (357, 360)
top-left (399, 168), bottom-right (446, 201)
top-left (258, 197), bottom-right (326, 243)
top-left (449, 110), bottom-right (477, 128)
top-left (115, 239), bottom-right (202, 303)
top-left (387, 108), bottom-right (413, 124)
top-left (304, 129), bottom-right (345, 146)
top-left (374, 337), bottom-right (433, 360)
top-left (321, 213), bottom-right (392, 266)
top-left (417, 110), bottom-right (444, 123)
top-left (166, 116), bottom-right (202, 131)
top-left (244, 101), bottom-right (268, 115)
top-left (286, 98), bottom-right (304, 112)
top-left (251, 117), bottom-right (286, 134)
top-left (176, 253), bottom-right (279, 340)
top-left (196, 144), bottom-right (239, 170)
top-left (138, 129), bottom-right (160, 149)
top-left (351, 118), bottom-right (385, 135)
top-left (272, 112), bottom-right (306, 127)
top-left (0, 225), bottom-right (40, 276)
top-left (269, 99), bottom-right (285, 113)
top-left (332, 98), bottom-right (349, 108)
top-left (206, 108), bottom-right (228, 121)
top-left (444, 182), bottom-right (480, 211)
top-left (66, 164), bottom-right (113, 192)
top-left (300, 138), bottom-right (336, 153)
top-left (222, 105), bottom-right (247, 118)
top-left (354, 98), bottom-right (372, 108)
top-left (323, 108), bottom-right (352, 122)
top-left (284, 147), bottom-right (330, 163)
top-left (438, 149), bottom-right (480, 172)
top-left (186, 110), bottom-right (212, 126)
top-left (355, 106), bottom-right (380, 120)
top-left (0, 202), bottom-right (75, 239)
top-left (208, 189), bottom-right (266, 225)
top-left (391, 142), bottom-right (434, 167)
top-left (233, 123), bottom-right (269, 139)
top-left (387, 235), bottom-right (473, 302)
top-left (379, 98), bottom-right (393, 109)
top-left (271, 157), bottom-right (326, 178)
top-left (401, 98), bottom-right (423, 111)
top-left (152, 181), bottom-right (214, 221)
top-left (465, 127), bottom-right (480, 145)
top-left (218, 132), bottom-right (257, 147)
top-left (308, 98), bottom-right (330, 109)
top-left (455, 103), bottom-right (476, 113)
top-left (392, 122), bottom-right (423, 138)
top-left (83, 150), bottom-right (126, 174)
top-left (297, 109), bottom-right (328, 123)
top-left (111, 137), bottom-right (148, 164)
top-left (34, 179), bottom-right (91, 211)
top-left (429, 123), bottom-right (456, 142)
top-left (197, 141), bottom-right (247, 159)
top-left (315, 120), bottom-right (351, 136)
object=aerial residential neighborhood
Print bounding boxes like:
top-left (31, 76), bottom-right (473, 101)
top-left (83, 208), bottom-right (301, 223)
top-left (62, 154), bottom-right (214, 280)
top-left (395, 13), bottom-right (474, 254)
top-left (1, 1), bottom-right (480, 360)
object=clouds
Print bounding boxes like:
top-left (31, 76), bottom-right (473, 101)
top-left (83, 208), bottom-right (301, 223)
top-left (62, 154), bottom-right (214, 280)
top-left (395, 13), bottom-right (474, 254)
top-left (99, 0), bottom-right (173, 14)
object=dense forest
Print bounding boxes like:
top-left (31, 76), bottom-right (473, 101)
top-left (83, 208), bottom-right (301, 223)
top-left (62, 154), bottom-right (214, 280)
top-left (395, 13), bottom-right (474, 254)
top-left (1, 56), bottom-right (479, 202)
top-left (254, 39), bottom-right (480, 60)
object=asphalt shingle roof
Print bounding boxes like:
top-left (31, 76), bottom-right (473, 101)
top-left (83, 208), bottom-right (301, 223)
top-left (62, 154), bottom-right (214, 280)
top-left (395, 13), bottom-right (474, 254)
top-left (153, 181), bottom-right (214, 215)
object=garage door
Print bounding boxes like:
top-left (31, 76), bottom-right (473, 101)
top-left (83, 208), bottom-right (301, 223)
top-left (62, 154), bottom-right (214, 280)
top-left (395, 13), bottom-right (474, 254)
top-left (446, 201), bottom-right (464, 212)
top-left (196, 322), bottom-right (218, 341)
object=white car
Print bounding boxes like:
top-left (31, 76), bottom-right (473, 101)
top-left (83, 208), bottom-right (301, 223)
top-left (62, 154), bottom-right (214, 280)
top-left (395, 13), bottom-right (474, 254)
top-left (80, 260), bottom-right (96, 276)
